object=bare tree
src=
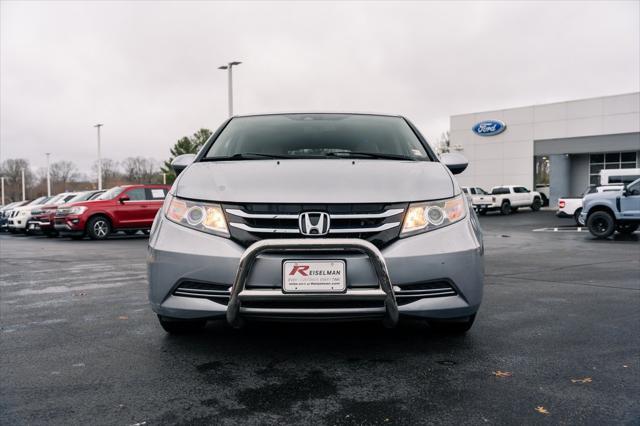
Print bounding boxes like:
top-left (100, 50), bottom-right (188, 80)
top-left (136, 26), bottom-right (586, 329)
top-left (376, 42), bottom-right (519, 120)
top-left (91, 158), bottom-right (121, 188)
top-left (49, 161), bottom-right (79, 192)
top-left (436, 131), bottom-right (450, 155)
top-left (122, 157), bottom-right (159, 183)
top-left (0, 158), bottom-right (36, 201)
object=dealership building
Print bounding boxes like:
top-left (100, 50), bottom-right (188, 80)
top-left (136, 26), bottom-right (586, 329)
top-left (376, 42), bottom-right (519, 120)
top-left (449, 92), bottom-right (640, 205)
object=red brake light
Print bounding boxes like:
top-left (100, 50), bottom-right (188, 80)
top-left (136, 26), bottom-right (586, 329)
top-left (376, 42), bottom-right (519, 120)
top-left (559, 200), bottom-right (565, 208)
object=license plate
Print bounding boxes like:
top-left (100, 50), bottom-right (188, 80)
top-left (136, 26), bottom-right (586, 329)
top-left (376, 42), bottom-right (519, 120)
top-left (283, 260), bottom-right (346, 293)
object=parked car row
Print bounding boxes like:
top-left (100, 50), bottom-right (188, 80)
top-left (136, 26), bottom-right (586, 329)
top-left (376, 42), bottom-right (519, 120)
top-left (0, 184), bottom-right (170, 240)
top-left (462, 185), bottom-right (543, 215)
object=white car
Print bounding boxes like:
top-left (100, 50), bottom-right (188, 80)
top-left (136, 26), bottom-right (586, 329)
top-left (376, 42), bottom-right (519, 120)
top-left (461, 186), bottom-right (492, 215)
top-left (7, 196), bottom-right (51, 233)
top-left (557, 185), bottom-right (624, 225)
top-left (487, 185), bottom-right (543, 215)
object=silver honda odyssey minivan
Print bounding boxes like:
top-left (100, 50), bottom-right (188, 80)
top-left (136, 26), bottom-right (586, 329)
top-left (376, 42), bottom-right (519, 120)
top-left (148, 113), bottom-right (484, 334)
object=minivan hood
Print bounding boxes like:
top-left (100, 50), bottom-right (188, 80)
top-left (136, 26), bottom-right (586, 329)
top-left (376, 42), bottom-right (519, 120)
top-left (175, 160), bottom-right (455, 203)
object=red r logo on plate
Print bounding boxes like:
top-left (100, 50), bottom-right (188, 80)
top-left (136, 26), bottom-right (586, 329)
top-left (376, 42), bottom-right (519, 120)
top-left (289, 265), bottom-right (310, 276)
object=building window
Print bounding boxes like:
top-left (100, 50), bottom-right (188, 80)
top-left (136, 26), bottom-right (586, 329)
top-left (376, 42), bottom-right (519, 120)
top-left (589, 152), bottom-right (638, 186)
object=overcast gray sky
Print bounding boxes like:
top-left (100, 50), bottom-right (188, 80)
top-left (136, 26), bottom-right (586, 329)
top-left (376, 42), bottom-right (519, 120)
top-left (1, 0), bottom-right (639, 174)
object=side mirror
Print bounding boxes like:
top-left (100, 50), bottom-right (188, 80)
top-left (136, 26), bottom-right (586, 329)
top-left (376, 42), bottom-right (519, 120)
top-left (119, 195), bottom-right (130, 204)
top-left (440, 152), bottom-right (469, 175)
top-left (171, 154), bottom-right (197, 175)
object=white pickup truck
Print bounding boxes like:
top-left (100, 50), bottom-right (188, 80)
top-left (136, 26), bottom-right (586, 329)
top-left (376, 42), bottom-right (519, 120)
top-left (461, 187), bottom-right (492, 215)
top-left (487, 185), bottom-right (543, 215)
top-left (557, 185), bottom-right (624, 225)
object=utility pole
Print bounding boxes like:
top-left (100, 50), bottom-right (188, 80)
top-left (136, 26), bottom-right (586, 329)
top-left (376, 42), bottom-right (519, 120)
top-left (1, 177), bottom-right (5, 205)
top-left (218, 61), bottom-right (242, 117)
top-left (94, 124), bottom-right (103, 190)
top-left (163, 173), bottom-right (166, 185)
top-left (21, 168), bottom-right (26, 201)
top-left (45, 153), bottom-right (51, 196)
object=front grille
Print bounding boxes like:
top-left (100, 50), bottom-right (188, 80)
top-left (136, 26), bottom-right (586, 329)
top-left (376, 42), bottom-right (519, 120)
top-left (223, 203), bottom-right (407, 248)
top-left (173, 281), bottom-right (231, 305)
top-left (394, 280), bottom-right (457, 305)
top-left (242, 300), bottom-right (384, 309)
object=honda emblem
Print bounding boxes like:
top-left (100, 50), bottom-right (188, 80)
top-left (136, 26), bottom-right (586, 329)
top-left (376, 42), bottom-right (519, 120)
top-left (298, 212), bottom-right (330, 236)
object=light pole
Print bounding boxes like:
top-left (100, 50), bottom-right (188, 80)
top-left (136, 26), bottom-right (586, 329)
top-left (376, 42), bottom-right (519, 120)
top-left (21, 168), bottom-right (26, 201)
top-left (45, 152), bottom-right (51, 196)
top-left (218, 61), bottom-right (242, 117)
top-left (94, 124), bottom-right (103, 190)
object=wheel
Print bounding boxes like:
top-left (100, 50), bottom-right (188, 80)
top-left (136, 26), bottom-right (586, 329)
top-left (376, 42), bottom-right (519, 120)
top-left (124, 230), bottom-right (138, 236)
top-left (86, 216), bottom-right (111, 240)
top-left (616, 223), bottom-right (639, 235)
top-left (573, 208), bottom-right (583, 226)
top-left (157, 315), bottom-right (206, 334)
top-left (500, 201), bottom-right (511, 215)
top-left (428, 314), bottom-right (476, 334)
top-left (531, 197), bottom-right (542, 211)
top-left (587, 211), bottom-right (615, 239)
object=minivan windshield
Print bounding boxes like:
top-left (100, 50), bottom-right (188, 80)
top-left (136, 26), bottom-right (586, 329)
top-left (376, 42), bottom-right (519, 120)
top-left (96, 187), bottom-right (125, 200)
top-left (204, 114), bottom-right (431, 161)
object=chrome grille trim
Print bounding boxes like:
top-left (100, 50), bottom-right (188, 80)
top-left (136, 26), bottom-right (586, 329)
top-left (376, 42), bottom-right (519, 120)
top-left (228, 222), bottom-right (401, 234)
top-left (225, 208), bottom-right (404, 220)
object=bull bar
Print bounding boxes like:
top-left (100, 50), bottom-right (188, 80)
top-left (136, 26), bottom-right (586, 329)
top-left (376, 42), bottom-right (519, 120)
top-left (226, 238), bottom-right (399, 327)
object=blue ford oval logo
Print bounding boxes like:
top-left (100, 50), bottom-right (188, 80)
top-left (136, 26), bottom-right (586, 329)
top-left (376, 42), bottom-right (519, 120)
top-left (472, 120), bottom-right (506, 136)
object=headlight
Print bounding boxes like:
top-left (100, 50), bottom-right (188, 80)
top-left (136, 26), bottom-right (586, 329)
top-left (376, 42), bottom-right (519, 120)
top-left (68, 206), bottom-right (88, 215)
top-left (401, 194), bottom-right (466, 236)
top-left (165, 194), bottom-right (229, 237)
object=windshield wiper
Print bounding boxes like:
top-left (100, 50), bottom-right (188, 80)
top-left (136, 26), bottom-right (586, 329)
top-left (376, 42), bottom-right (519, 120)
top-left (202, 153), bottom-right (291, 161)
top-left (324, 151), bottom-right (417, 161)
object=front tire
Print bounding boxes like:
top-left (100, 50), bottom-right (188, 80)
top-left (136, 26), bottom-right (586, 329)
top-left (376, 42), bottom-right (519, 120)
top-left (158, 315), bottom-right (206, 334)
top-left (428, 314), bottom-right (476, 334)
top-left (531, 197), bottom-right (542, 211)
top-left (86, 216), bottom-right (111, 240)
top-left (587, 211), bottom-right (616, 239)
top-left (616, 223), bottom-right (639, 235)
top-left (500, 201), bottom-right (511, 215)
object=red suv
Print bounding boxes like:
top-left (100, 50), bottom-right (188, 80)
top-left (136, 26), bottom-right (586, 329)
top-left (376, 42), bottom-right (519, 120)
top-left (54, 184), bottom-right (170, 240)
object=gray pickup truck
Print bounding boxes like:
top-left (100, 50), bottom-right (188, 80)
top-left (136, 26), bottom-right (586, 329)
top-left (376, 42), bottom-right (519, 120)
top-left (580, 177), bottom-right (640, 238)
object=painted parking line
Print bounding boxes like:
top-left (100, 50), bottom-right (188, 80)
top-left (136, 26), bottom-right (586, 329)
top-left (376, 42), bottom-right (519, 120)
top-left (533, 227), bottom-right (586, 232)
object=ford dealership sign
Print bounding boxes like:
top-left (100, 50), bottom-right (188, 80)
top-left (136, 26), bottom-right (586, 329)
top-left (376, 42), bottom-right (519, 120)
top-left (472, 120), bottom-right (506, 136)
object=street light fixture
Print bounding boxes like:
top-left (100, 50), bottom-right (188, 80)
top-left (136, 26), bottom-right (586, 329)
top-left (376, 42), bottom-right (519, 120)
top-left (218, 61), bottom-right (242, 117)
top-left (94, 124), bottom-right (103, 190)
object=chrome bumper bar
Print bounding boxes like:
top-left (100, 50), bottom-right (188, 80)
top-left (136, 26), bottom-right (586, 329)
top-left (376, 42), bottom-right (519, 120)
top-left (226, 238), bottom-right (399, 327)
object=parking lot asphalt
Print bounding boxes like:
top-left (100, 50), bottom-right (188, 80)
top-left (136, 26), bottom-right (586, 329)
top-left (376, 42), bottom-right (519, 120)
top-left (1, 210), bottom-right (639, 425)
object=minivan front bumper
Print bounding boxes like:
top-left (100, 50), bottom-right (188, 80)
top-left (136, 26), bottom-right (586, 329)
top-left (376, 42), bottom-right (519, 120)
top-left (147, 214), bottom-right (484, 324)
